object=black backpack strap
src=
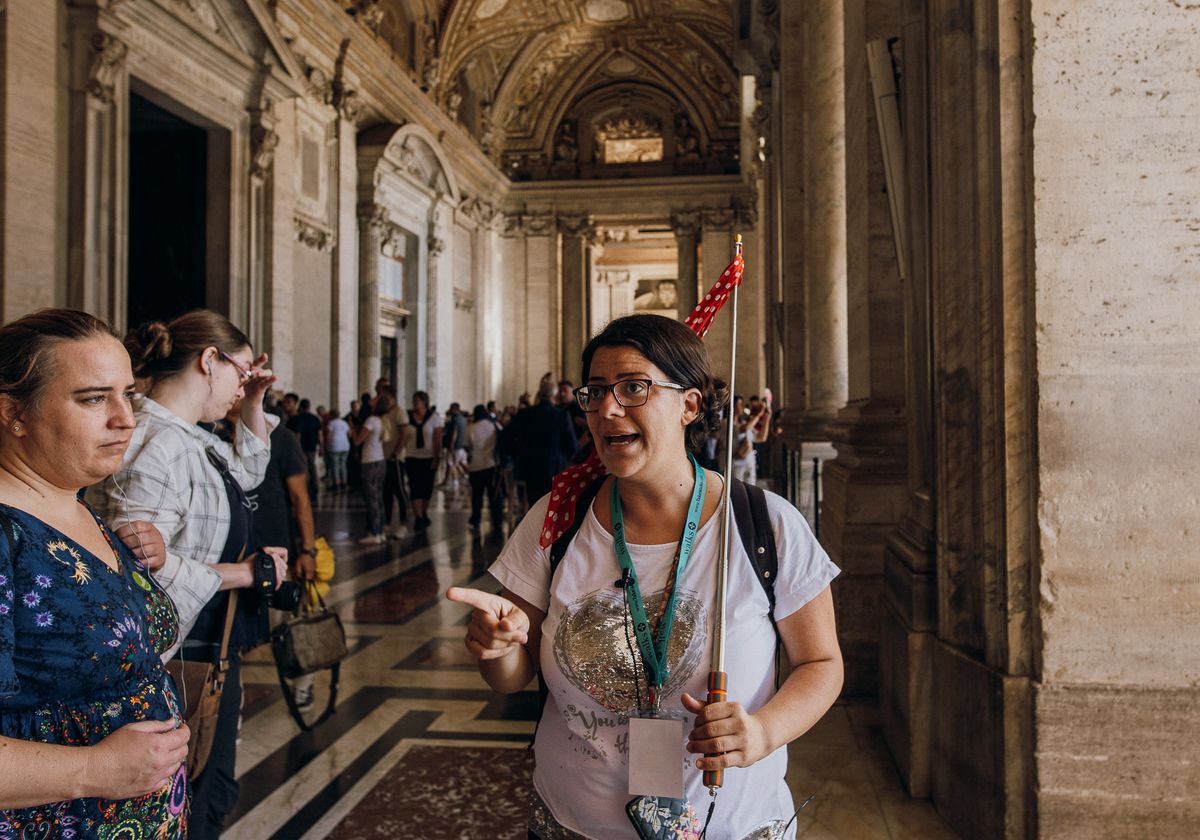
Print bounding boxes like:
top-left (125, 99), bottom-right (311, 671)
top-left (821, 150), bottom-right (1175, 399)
top-left (730, 479), bottom-right (781, 686)
top-left (533, 476), bottom-right (606, 747)
top-left (730, 480), bottom-right (778, 618)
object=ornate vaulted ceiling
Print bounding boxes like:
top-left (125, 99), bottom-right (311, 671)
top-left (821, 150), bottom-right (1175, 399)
top-left (369, 0), bottom-right (741, 180)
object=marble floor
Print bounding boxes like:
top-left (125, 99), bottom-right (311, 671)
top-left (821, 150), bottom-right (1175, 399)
top-left (224, 487), bottom-right (959, 840)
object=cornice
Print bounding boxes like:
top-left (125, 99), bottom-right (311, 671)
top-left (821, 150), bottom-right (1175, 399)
top-left (276, 0), bottom-right (507, 198)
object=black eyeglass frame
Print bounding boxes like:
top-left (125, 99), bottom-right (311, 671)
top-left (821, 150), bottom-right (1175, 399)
top-left (572, 378), bottom-right (687, 412)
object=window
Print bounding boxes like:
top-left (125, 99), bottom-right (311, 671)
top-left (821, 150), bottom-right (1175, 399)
top-left (380, 254), bottom-right (405, 302)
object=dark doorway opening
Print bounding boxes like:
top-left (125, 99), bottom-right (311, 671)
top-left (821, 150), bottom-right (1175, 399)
top-left (127, 92), bottom-right (208, 328)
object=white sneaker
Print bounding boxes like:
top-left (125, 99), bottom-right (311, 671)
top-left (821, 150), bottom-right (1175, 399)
top-left (387, 525), bottom-right (409, 539)
top-left (358, 533), bottom-right (384, 545)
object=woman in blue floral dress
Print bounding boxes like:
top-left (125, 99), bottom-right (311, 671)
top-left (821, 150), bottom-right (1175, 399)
top-left (0, 310), bottom-right (189, 839)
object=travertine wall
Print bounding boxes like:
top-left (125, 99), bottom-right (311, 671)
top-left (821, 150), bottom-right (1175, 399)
top-left (1, 0), bottom-right (63, 318)
top-left (1031, 1), bottom-right (1200, 835)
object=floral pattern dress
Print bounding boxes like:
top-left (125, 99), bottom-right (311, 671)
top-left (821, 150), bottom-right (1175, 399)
top-left (0, 503), bottom-right (187, 840)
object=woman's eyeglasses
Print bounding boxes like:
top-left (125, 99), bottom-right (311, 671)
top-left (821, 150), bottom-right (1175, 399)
top-left (573, 379), bottom-right (686, 412)
top-left (219, 351), bottom-right (253, 384)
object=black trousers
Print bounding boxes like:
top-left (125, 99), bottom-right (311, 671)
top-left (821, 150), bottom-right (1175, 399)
top-left (468, 468), bottom-right (504, 527)
top-left (383, 458), bottom-right (408, 524)
top-left (185, 655), bottom-right (242, 840)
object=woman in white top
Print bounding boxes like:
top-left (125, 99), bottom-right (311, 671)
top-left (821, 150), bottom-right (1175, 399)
top-left (105, 310), bottom-right (288, 840)
top-left (405, 391), bottom-right (442, 532)
top-left (352, 397), bottom-right (387, 544)
top-left (324, 412), bottom-right (351, 493)
top-left (465, 404), bottom-right (504, 533)
top-left (447, 314), bottom-right (842, 839)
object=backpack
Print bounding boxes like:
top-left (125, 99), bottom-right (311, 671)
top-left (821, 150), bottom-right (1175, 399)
top-left (535, 477), bottom-right (780, 733)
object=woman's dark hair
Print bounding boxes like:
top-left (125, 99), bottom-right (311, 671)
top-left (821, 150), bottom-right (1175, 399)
top-left (580, 313), bottom-right (728, 454)
top-left (471, 404), bottom-right (487, 422)
top-left (0, 309), bottom-right (118, 411)
top-left (125, 309), bottom-right (250, 381)
top-left (412, 390), bottom-right (430, 410)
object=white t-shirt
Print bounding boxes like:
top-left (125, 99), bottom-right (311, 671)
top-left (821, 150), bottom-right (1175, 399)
top-left (467, 419), bottom-right (501, 472)
top-left (360, 416), bottom-right (384, 463)
top-left (489, 485), bottom-right (839, 840)
top-left (407, 410), bottom-right (443, 458)
top-left (326, 417), bottom-right (351, 453)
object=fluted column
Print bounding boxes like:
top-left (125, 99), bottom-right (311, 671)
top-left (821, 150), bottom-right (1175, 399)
top-left (670, 211), bottom-right (701, 320)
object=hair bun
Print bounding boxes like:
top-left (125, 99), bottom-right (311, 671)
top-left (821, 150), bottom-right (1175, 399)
top-left (126, 321), bottom-right (172, 375)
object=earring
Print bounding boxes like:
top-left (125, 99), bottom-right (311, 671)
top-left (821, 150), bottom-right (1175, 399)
top-left (11, 423), bottom-right (20, 433)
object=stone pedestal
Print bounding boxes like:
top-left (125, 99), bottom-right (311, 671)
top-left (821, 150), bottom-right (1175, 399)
top-left (820, 398), bottom-right (907, 695)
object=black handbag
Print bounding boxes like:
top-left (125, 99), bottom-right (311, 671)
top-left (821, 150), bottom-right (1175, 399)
top-left (270, 583), bottom-right (348, 729)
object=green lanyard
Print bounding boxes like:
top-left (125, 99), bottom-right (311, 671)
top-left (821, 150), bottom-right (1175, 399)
top-left (611, 454), bottom-right (706, 700)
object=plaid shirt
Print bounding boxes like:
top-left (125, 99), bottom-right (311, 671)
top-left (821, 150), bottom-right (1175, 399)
top-left (94, 398), bottom-right (276, 640)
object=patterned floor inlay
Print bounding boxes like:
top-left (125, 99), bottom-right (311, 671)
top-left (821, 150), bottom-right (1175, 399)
top-left (327, 745), bottom-right (535, 840)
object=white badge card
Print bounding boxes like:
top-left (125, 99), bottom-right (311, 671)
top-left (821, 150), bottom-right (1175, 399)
top-left (628, 716), bottom-right (685, 798)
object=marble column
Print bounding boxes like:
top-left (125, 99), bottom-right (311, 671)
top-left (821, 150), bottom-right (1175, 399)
top-left (66, 24), bottom-right (128, 327)
top-left (700, 210), bottom-right (736, 385)
top-left (802, 0), bottom-right (850, 433)
top-left (818, 0), bottom-right (908, 698)
top-left (670, 211), bottom-right (701, 320)
top-left (331, 117), bottom-right (360, 411)
top-left (425, 209), bottom-right (447, 402)
top-left (518, 213), bottom-right (557, 391)
top-left (558, 214), bottom-right (593, 383)
top-left (356, 203), bottom-right (387, 394)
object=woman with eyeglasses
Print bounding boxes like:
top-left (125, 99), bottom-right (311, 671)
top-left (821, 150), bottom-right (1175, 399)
top-left (448, 314), bottom-right (843, 839)
top-left (97, 310), bottom-right (289, 840)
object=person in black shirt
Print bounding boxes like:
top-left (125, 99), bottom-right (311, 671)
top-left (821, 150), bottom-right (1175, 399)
top-left (286, 397), bottom-right (323, 501)
top-left (500, 375), bottom-right (577, 505)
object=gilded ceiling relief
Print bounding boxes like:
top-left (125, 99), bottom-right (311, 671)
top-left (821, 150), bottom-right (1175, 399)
top-left (428, 0), bottom-right (739, 179)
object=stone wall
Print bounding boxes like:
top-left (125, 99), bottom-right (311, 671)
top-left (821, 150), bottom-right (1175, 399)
top-left (1, 0), bottom-right (63, 318)
top-left (1031, 0), bottom-right (1200, 835)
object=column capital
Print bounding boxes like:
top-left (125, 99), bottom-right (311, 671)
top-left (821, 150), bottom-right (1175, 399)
top-left (701, 208), bottom-right (736, 230)
top-left (504, 212), bottom-right (556, 236)
top-left (357, 202), bottom-right (388, 232)
top-left (558, 214), bottom-right (595, 240)
top-left (669, 210), bottom-right (702, 238)
top-left (87, 32), bottom-right (127, 105)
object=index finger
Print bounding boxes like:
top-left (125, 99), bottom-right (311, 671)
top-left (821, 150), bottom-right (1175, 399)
top-left (446, 586), bottom-right (505, 614)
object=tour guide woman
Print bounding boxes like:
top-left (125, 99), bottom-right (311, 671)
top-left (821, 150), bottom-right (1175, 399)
top-left (0, 310), bottom-right (189, 837)
top-left (448, 314), bottom-right (843, 839)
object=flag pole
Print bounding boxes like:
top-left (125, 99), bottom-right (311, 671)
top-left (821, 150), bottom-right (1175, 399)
top-left (705, 233), bottom-right (742, 793)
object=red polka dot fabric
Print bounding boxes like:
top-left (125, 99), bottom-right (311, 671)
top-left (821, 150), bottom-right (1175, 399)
top-left (537, 251), bottom-right (745, 548)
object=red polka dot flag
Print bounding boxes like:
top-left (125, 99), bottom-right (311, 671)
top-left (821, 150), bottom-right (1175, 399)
top-left (538, 248), bottom-right (745, 548)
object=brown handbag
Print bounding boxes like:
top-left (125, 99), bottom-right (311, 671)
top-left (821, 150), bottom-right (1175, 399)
top-left (164, 591), bottom-right (237, 779)
top-left (271, 583), bottom-right (347, 730)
